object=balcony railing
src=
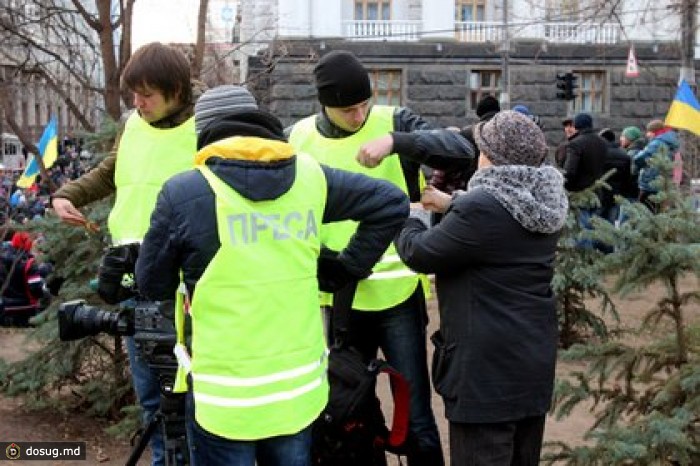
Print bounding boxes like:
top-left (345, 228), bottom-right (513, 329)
top-left (541, 22), bottom-right (620, 44)
top-left (454, 21), bottom-right (504, 43)
top-left (342, 19), bottom-right (620, 45)
top-left (455, 20), bottom-right (620, 44)
top-left (343, 20), bottom-right (422, 41)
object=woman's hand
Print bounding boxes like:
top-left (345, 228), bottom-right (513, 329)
top-left (420, 185), bottom-right (452, 214)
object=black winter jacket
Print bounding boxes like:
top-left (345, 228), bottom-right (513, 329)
top-left (136, 112), bottom-right (409, 301)
top-left (602, 141), bottom-right (638, 206)
top-left (395, 188), bottom-right (559, 423)
top-left (563, 128), bottom-right (607, 192)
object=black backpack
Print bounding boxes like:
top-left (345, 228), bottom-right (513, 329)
top-left (312, 283), bottom-right (411, 466)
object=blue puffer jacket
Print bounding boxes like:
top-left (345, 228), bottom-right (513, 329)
top-left (633, 130), bottom-right (679, 193)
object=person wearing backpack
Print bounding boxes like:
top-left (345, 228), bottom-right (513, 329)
top-left (633, 119), bottom-right (680, 212)
top-left (0, 232), bottom-right (45, 326)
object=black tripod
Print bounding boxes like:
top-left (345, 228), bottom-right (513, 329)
top-left (126, 386), bottom-right (189, 466)
top-left (124, 300), bottom-right (190, 465)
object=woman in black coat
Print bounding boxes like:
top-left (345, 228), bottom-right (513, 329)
top-left (395, 111), bottom-right (568, 466)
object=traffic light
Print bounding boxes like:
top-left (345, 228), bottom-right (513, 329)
top-left (556, 73), bottom-right (568, 100)
top-left (556, 72), bottom-right (578, 100)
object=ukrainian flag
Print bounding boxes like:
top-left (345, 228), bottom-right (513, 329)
top-left (664, 79), bottom-right (700, 136)
top-left (16, 115), bottom-right (59, 188)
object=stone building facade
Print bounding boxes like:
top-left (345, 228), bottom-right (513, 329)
top-left (240, 0), bottom-right (698, 153)
top-left (248, 39), bottom-right (695, 148)
top-left (0, 66), bottom-right (100, 144)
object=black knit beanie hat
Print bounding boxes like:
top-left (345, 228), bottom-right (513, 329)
top-left (314, 50), bottom-right (372, 108)
top-left (475, 95), bottom-right (501, 119)
top-left (573, 112), bottom-right (593, 130)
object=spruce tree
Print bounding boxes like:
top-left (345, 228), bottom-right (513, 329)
top-left (545, 150), bottom-right (700, 465)
top-left (0, 120), bottom-right (136, 428)
top-left (553, 174), bottom-right (619, 348)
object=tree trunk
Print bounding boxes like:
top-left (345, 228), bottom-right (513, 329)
top-left (192, 0), bottom-right (210, 80)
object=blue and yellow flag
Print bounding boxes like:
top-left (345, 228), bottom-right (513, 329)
top-left (16, 115), bottom-right (59, 188)
top-left (664, 79), bottom-right (700, 136)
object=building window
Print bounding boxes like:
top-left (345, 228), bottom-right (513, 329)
top-left (573, 71), bottom-right (605, 113)
top-left (21, 101), bottom-right (29, 128)
top-left (24, 3), bottom-right (40, 19)
top-left (468, 70), bottom-right (501, 111)
top-left (545, 0), bottom-right (579, 21)
top-left (369, 69), bottom-right (402, 106)
top-left (355, 1), bottom-right (391, 21)
top-left (4, 142), bottom-right (18, 156)
top-left (456, 0), bottom-right (485, 22)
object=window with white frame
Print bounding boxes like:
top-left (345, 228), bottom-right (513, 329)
top-left (468, 70), bottom-right (501, 111)
top-left (456, 0), bottom-right (485, 22)
top-left (355, 1), bottom-right (391, 21)
top-left (545, 0), bottom-right (580, 21)
top-left (24, 3), bottom-right (40, 20)
top-left (572, 71), bottom-right (606, 113)
top-left (4, 142), bottom-right (18, 156)
top-left (369, 69), bottom-right (402, 106)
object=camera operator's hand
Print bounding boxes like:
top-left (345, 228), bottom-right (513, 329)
top-left (46, 275), bottom-right (65, 297)
top-left (97, 244), bottom-right (140, 304)
top-left (317, 247), bottom-right (361, 293)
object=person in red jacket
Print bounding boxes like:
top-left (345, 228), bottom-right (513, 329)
top-left (0, 232), bottom-right (45, 326)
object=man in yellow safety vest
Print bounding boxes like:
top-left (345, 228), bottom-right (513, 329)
top-left (51, 42), bottom-right (205, 466)
top-left (288, 50), bottom-right (475, 466)
top-left (136, 85), bottom-right (409, 466)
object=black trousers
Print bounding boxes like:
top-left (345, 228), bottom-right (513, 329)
top-left (448, 415), bottom-right (546, 466)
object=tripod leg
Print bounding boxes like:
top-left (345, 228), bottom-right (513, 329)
top-left (126, 412), bottom-right (163, 466)
top-left (160, 392), bottom-right (189, 466)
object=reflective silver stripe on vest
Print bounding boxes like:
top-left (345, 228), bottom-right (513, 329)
top-left (195, 377), bottom-right (324, 408)
top-left (193, 355), bottom-right (325, 387)
top-left (112, 238), bottom-right (142, 246)
top-left (367, 269), bottom-right (418, 280)
top-left (381, 254), bottom-right (402, 263)
top-left (365, 253), bottom-right (416, 280)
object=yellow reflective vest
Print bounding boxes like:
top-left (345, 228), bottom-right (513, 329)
top-left (289, 105), bottom-right (426, 311)
top-left (108, 113), bottom-right (196, 244)
top-left (185, 153), bottom-right (329, 440)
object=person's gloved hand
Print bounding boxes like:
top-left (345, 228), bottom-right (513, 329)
top-left (45, 275), bottom-right (65, 297)
top-left (317, 247), bottom-right (359, 293)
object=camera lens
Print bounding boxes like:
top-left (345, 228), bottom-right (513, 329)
top-left (58, 300), bottom-right (133, 341)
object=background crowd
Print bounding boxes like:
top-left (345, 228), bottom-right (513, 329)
top-left (0, 138), bottom-right (93, 225)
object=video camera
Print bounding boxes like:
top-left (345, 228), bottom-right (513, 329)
top-left (58, 299), bottom-right (178, 372)
top-left (56, 243), bottom-right (188, 465)
top-left (57, 241), bottom-right (181, 382)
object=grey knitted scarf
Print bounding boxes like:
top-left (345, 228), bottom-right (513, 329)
top-left (468, 165), bottom-right (568, 234)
